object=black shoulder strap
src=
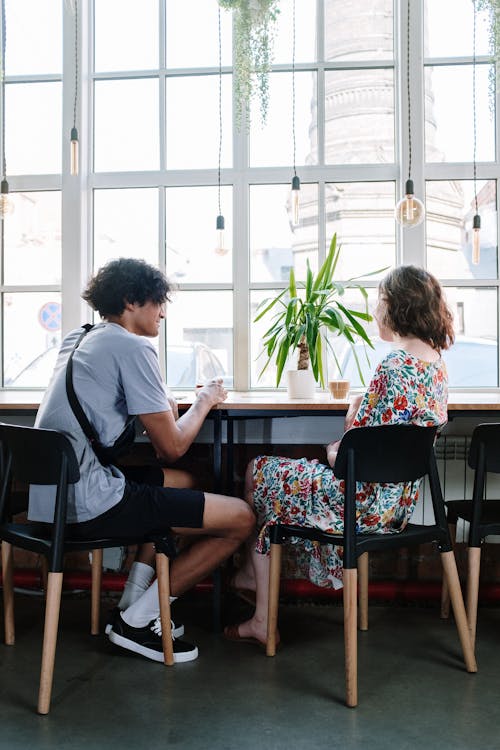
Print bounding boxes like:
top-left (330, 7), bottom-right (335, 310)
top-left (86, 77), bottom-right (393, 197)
top-left (65, 324), bottom-right (100, 446)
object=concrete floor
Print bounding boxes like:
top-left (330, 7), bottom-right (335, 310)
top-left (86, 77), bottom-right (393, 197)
top-left (1, 589), bottom-right (499, 750)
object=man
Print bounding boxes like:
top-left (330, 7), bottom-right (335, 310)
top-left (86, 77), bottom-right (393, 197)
top-left (28, 258), bottom-right (255, 663)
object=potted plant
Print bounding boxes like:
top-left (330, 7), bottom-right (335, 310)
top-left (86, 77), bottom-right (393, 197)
top-left (254, 233), bottom-right (382, 397)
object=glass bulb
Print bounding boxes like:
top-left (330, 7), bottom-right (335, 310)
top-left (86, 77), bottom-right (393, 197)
top-left (395, 179), bottom-right (425, 228)
top-left (0, 179), bottom-right (14, 220)
top-left (70, 126), bottom-right (79, 176)
top-left (291, 174), bottom-right (300, 226)
top-left (472, 214), bottom-right (481, 266)
top-left (215, 214), bottom-right (229, 256)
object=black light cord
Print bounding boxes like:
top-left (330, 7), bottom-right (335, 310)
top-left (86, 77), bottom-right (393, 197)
top-left (72, 0), bottom-right (78, 133)
top-left (217, 5), bottom-right (222, 218)
top-left (292, 0), bottom-right (296, 178)
top-left (1, 0), bottom-right (6, 181)
top-left (473, 0), bottom-right (478, 215)
top-left (406, 0), bottom-right (411, 182)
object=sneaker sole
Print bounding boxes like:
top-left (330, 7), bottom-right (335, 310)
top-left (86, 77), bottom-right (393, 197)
top-left (105, 621), bottom-right (184, 638)
top-left (108, 629), bottom-right (198, 663)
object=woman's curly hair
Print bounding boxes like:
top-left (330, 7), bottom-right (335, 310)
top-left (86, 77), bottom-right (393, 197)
top-left (379, 265), bottom-right (455, 352)
top-left (82, 258), bottom-right (173, 317)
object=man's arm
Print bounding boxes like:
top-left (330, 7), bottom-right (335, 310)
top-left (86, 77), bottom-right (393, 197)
top-left (139, 381), bottom-right (227, 462)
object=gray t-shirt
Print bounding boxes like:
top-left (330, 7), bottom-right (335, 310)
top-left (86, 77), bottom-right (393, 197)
top-left (28, 322), bottom-right (171, 523)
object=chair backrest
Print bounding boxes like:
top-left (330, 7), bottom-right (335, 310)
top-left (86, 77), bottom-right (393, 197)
top-left (0, 423), bottom-right (80, 528)
top-left (468, 423), bottom-right (500, 473)
top-left (334, 424), bottom-right (438, 484)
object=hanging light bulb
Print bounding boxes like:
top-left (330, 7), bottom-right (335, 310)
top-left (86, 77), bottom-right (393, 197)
top-left (70, 126), bottom-right (79, 176)
top-left (0, 178), bottom-right (14, 219)
top-left (395, 179), bottom-right (425, 227)
top-left (291, 174), bottom-right (300, 227)
top-left (395, 0), bottom-right (425, 229)
top-left (215, 214), bottom-right (228, 256)
top-left (472, 214), bottom-right (481, 265)
top-left (70, 0), bottom-right (79, 175)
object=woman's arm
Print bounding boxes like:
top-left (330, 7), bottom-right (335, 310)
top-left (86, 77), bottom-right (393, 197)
top-left (325, 393), bottom-right (365, 467)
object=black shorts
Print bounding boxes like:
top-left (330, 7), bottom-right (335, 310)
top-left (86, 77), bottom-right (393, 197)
top-left (67, 465), bottom-right (205, 540)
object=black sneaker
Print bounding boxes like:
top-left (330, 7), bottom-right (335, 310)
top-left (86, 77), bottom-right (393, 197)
top-left (105, 606), bottom-right (184, 638)
top-left (108, 614), bottom-right (198, 663)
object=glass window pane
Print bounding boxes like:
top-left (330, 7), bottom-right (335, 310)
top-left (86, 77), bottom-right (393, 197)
top-left (166, 75), bottom-right (232, 169)
top-left (4, 192), bottom-right (61, 285)
top-left (94, 79), bottom-right (159, 171)
top-left (425, 0), bottom-right (490, 58)
top-left (165, 186), bottom-right (232, 283)
top-left (325, 182), bottom-right (395, 279)
top-left (7, 83), bottom-right (61, 175)
top-left (273, 0), bottom-right (316, 63)
top-left (94, 0), bottom-right (158, 72)
top-left (325, 70), bottom-right (394, 164)
top-left (93, 189), bottom-right (158, 270)
top-left (324, 0), bottom-right (393, 62)
top-left (3, 292), bottom-right (61, 388)
top-left (6, 0), bottom-right (61, 75)
top-left (250, 72), bottom-right (316, 167)
top-left (425, 65), bottom-right (494, 163)
top-left (250, 184), bottom-right (319, 283)
top-left (426, 180), bottom-right (498, 280)
top-left (251, 289), bottom-right (293, 388)
top-left (167, 1), bottom-right (232, 68)
top-left (443, 287), bottom-right (498, 388)
top-left (166, 291), bottom-right (233, 388)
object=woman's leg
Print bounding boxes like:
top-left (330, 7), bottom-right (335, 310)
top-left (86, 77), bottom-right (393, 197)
top-left (225, 459), bottom-right (278, 645)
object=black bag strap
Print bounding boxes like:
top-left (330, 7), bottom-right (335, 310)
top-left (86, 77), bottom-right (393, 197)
top-left (65, 324), bottom-right (100, 447)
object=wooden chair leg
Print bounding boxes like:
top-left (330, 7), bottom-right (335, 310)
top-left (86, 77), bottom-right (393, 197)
top-left (344, 567), bottom-right (358, 707)
top-left (37, 571), bottom-right (63, 715)
top-left (440, 550), bottom-right (477, 673)
top-left (466, 546), bottom-right (481, 652)
top-left (266, 542), bottom-right (282, 657)
top-left (90, 548), bottom-right (103, 636)
top-left (2, 541), bottom-right (15, 645)
top-left (358, 552), bottom-right (369, 631)
top-left (440, 523), bottom-right (456, 619)
top-left (156, 552), bottom-right (174, 666)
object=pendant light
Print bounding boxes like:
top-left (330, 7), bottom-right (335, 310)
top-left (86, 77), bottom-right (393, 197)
top-left (70, 0), bottom-right (79, 176)
top-left (0, 0), bottom-right (13, 220)
top-left (395, 0), bottom-right (424, 228)
top-left (471, 0), bottom-right (481, 265)
top-left (290, 0), bottom-right (300, 226)
top-left (215, 5), bottom-right (228, 256)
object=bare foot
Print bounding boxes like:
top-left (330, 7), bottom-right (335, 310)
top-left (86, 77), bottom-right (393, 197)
top-left (225, 616), bottom-right (280, 647)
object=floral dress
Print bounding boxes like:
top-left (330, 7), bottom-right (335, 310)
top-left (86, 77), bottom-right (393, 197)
top-left (252, 350), bottom-right (448, 589)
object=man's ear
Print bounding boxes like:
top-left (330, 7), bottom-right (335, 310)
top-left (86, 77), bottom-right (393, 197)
top-left (122, 298), bottom-right (136, 312)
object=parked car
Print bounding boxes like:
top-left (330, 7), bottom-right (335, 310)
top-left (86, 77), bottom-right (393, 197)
top-left (336, 336), bottom-right (498, 389)
top-left (6, 341), bottom-right (231, 389)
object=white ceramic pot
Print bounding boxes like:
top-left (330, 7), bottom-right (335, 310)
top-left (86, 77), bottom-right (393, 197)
top-left (286, 369), bottom-right (316, 399)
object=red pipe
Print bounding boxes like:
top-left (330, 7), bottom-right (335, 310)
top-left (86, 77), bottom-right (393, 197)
top-left (2, 569), bottom-right (500, 603)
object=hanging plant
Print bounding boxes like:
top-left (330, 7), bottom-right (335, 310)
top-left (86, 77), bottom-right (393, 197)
top-left (476, 0), bottom-right (500, 112)
top-left (219, 0), bottom-right (280, 128)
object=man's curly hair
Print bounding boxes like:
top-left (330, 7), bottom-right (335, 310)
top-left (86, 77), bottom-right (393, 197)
top-left (379, 265), bottom-right (455, 352)
top-left (82, 258), bottom-right (172, 317)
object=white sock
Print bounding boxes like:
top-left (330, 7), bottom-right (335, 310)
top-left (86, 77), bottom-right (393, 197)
top-left (118, 561), bottom-right (155, 610)
top-left (121, 580), bottom-right (178, 629)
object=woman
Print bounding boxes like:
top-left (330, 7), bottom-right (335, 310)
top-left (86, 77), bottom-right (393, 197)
top-left (225, 265), bottom-right (454, 647)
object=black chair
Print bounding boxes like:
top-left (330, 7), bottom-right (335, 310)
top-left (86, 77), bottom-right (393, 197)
top-left (265, 424), bottom-right (477, 707)
top-left (0, 423), bottom-right (176, 715)
top-left (442, 423), bottom-right (500, 650)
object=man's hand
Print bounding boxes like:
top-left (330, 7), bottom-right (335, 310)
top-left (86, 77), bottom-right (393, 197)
top-left (195, 378), bottom-right (228, 407)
